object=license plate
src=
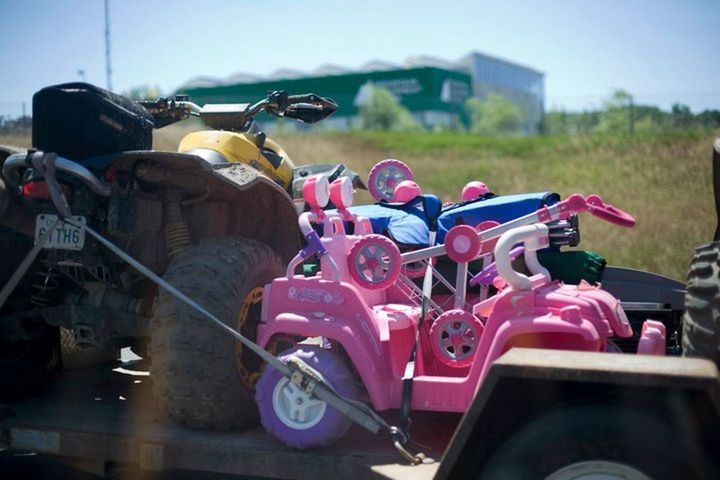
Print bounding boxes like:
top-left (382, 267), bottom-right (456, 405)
top-left (34, 214), bottom-right (86, 250)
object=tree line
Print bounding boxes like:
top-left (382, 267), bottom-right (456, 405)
top-left (2, 85), bottom-right (717, 136)
top-left (360, 85), bottom-right (720, 135)
top-left (544, 89), bottom-right (720, 135)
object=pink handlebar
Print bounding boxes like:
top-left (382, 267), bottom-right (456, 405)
top-left (585, 194), bottom-right (636, 227)
top-left (400, 192), bottom-right (635, 267)
top-left (537, 193), bottom-right (635, 228)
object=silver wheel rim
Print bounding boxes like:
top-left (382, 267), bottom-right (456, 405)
top-left (354, 243), bottom-right (391, 283)
top-left (545, 460), bottom-right (652, 480)
top-left (272, 377), bottom-right (327, 430)
top-left (437, 319), bottom-right (478, 361)
top-left (375, 167), bottom-right (407, 199)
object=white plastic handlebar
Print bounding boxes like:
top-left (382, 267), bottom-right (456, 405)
top-left (494, 224), bottom-right (550, 291)
top-left (298, 212), bottom-right (318, 236)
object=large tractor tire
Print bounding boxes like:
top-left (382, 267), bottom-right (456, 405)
top-left (150, 237), bottom-right (283, 430)
top-left (0, 326), bottom-right (61, 402)
top-left (480, 405), bottom-right (711, 480)
top-left (682, 242), bottom-right (720, 368)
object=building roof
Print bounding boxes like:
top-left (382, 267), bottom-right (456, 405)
top-left (358, 59), bottom-right (400, 72)
top-left (177, 75), bottom-right (224, 90)
top-left (267, 68), bottom-right (306, 80)
top-left (455, 50), bottom-right (544, 76)
top-left (175, 51), bottom-right (543, 90)
top-left (313, 63), bottom-right (353, 75)
top-left (225, 72), bottom-right (263, 84)
top-left (403, 54), bottom-right (455, 70)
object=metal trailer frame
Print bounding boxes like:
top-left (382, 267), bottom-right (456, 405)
top-left (3, 349), bottom-right (719, 479)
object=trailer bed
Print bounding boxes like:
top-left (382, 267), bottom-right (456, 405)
top-left (0, 359), bottom-right (452, 479)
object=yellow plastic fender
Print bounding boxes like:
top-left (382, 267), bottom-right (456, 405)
top-left (178, 131), bottom-right (294, 190)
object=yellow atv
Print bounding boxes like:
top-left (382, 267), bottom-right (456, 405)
top-left (0, 84), bottom-right (361, 430)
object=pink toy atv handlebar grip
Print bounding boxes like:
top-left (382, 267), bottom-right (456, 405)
top-left (556, 193), bottom-right (588, 219)
top-left (585, 194), bottom-right (636, 227)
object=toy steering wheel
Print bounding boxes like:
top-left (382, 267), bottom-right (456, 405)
top-left (585, 194), bottom-right (636, 228)
top-left (348, 234), bottom-right (401, 290)
top-left (367, 159), bottom-right (414, 202)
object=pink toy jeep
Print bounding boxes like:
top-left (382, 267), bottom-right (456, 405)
top-left (253, 176), bottom-right (666, 449)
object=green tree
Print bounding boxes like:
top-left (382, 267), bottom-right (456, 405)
top-left (123, 84), bottom-right (162, 101)
top-left (464, 94), bottom-right (524, 136)
top-left (543, 110), bottom-right (569, 135)
top-left (597, 89), bottom-right (633, 133)
top-left (697, 109), bottom-right (720, 128)
top-left (669, 103), bottom-right (693, 129)
top-left (357, 85), bottom-right (423, 132)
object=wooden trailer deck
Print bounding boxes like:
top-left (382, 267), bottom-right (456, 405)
top-left (0, 358), bottom-right (454, 479)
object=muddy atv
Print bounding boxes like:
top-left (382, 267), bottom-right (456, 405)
top-left (0, 83), bottom-right (362, 430)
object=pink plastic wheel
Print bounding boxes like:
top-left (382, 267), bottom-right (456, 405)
top-left (348, 234), bottom-right (401, 290)
top-left (429, 310), bottom-right (484, 368)
top-left (367, 159), bottom-right (414, 202)
top-left (445, 225), bottom-right (482, 263)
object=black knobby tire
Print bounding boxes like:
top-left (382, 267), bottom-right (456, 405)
top-left (150, 237), bottom-right (283, 430)
top-left (0, 326), bottom-right (61, 402)
top-left (480, 405), bottom-right (711, 480)
top-left (682, 241), bottom-right (720, 367)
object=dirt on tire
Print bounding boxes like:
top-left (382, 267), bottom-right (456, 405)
top-left (150, 237), bottom-right (283, 431)
top-left (682, 241), bottom-right (720, 368)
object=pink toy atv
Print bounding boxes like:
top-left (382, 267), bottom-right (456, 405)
top-left (253, 176), bottom-right (666, 449)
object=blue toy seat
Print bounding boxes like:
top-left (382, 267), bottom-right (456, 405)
top-left (339, 192), bottom-right (560, 247)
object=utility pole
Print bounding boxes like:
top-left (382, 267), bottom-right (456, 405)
top-left (77, 69), bottom-right (86, 82)
top-left (104, 0), bottom-right (112, 91)
top-left (628, 94), bottom-right (635, 134)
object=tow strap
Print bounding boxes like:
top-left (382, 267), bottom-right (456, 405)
top-left (0, 152), bottom-right (67, 311)
top-left (64, 218), bottom-right (430, 463)
top-left (397, 194), bottom-right (442, 446)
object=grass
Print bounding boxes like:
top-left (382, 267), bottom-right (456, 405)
top-left (0, 132), bottom-right (31, 149)
top-left (277, 129), bottom-right (718, 281)
top-left (3, 126), bottom-right (717, 280)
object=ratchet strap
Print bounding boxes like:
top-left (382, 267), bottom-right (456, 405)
top-left (29, 151), bottom-right (71, 219)
top-left (0, 152), bottom-right (68, 311)
top-left (60, 216), bottom-right (429, 463)
top-left (397, 194), bottom-right (442, 445)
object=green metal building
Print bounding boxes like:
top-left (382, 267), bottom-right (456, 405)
top-left (182, 66), bottom-right (473, 131)
top-left (179, 51), bottom-right (545, 132)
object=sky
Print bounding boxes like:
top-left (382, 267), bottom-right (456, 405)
top-left (0, 0), bottom-right (718, 117)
